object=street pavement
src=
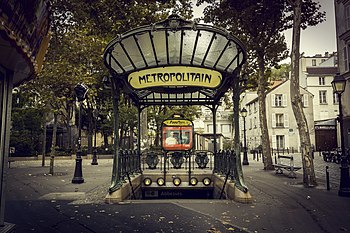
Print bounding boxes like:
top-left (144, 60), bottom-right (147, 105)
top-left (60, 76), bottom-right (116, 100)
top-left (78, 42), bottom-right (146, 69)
top-left (3, 152), bottom-right (350, 233)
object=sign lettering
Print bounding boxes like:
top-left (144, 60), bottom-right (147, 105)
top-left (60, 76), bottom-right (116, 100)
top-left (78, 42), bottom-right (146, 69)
top-left (128, 66), bottom-right (222, 89)
top-left (163, 119), bottom-right (192, 126)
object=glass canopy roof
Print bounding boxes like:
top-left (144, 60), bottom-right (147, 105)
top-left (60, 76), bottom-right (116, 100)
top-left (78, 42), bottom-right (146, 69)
top-left (104, 14), bottom-right (246, 107)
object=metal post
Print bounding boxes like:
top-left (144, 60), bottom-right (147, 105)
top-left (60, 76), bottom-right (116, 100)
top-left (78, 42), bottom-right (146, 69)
top-left (91, 109), bottom-right (98, 165)
top-left (337, 93), bottom-right (350, 196)
top-left (212, 105), bottom-right (218, 154)
top-left (326, 166), bottom-right (330, 191)
top-left (242, 113), bottom-right (249, 165)
top-left (72, 101), bottom-right (84, 183)
top-left (137, 106), bottom-right (142, 173)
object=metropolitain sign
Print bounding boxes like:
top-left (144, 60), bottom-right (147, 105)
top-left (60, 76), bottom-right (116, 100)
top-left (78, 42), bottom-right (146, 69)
top-left (128, 66), bottom-right (222, 89)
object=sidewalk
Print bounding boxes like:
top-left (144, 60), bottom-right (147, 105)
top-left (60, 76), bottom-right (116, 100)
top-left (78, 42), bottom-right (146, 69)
top-left (3, 156), bottom-right (350, 233)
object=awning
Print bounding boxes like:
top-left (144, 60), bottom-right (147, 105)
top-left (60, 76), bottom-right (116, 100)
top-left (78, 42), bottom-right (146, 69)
top-left (104, 14), bottom-right (246, 107)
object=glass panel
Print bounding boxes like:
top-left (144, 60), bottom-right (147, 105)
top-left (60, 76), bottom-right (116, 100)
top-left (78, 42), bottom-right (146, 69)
top-left (110, 56), bottom-right (123, 74)
top-left (182, 30), bottom-right (197, 64)
top-left (152, 31), bottom-right (167, 65)
top-left (154, 93), bottom-right (161, 99)
top-left (216, 42), bottom-right (238, 71)
top-left (135, 32), bottom-right (157, 67)
top-left (168, 31), bottom-right (181, 64)
top-left (111, 44), bottom-right (133, 72)
top-left (169, 93), bottom-right (176, 100)
top-left (184, 93), bottom-right (192, 99)
top-left (227, 53), bottom-right (239, 73)
top-left (122, 36), bottom-right (145, 69)
top-left (193, 30), bottom-right (213, 66)
top-left (204, 34), bottom-right (227, 68)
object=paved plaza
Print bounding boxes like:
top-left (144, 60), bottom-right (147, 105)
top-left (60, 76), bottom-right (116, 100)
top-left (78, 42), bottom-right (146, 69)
top-left (2, 152), bottom-right (350, 233)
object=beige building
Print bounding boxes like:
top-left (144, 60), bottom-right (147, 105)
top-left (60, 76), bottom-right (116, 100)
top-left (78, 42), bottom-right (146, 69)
top-left (298, 52), bottom-right (338, 121)
top-left (335, 0), bottom-right (350, 148)
top-left (242, 80), bottom-right (315, 152)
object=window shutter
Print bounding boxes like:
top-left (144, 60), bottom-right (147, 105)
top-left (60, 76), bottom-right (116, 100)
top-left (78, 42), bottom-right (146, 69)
top-left (344, 46), bottom-right (349, 72)
top-left (272, 114), bottom-right (276, 128)
top-left (303, 94), bottom-right (308, 107)
top-left (284, 135), bottom-right (289, 150)
top-left (271, 94), bottom-right (275, 107)
top-left (284, 114), bottom-right (289, 128)
top-left (272, 135), bottom-right (277, 149)
top-left (283, 94), bottom-right (287, 107)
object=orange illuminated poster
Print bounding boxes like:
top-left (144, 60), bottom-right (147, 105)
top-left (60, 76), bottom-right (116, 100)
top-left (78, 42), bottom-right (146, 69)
top-left (162, 126), bottom-right (193, 151)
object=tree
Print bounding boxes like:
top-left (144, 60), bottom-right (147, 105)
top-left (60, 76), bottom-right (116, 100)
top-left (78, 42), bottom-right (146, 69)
top-left (287, 0), bottom-right (325, 187)
top-left (271, 63), bottom-right (291, 81)
top-left (200, 0), bottom-right (289, 170)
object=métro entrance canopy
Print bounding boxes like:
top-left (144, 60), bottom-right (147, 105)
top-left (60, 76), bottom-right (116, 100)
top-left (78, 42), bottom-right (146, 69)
top-left (103, 14), bottom-right (247, 107)
top-left (103, 14), bottom-right (251, 200)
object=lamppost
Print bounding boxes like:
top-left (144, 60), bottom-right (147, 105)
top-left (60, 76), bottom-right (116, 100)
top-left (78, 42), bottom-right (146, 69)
top-left (72, 83), bottom-right (89, 184)
top-left (241, 107), bottom-right (249, 165)
top-left (332, 73), bottom-right (350, 197)
top-left (91, 108), bottom-right (98, 165)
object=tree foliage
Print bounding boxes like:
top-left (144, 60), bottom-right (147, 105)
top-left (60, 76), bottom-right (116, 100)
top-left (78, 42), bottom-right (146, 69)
top-left (198, 0), bottom-right (325, 171)
top-left (199, 0), bottom-right (289, 169)
top-left (15, 0), bottom-right (196, 154)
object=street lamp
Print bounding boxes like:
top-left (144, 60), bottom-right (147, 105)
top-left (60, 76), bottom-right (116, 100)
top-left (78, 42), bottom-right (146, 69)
top-left (241, 107), bottom-right (249, 165)
top-left (332, 73), bottom-right (350, 197)
top-left (72, 83), bottom-right (89, 184)
top-left (91, 108), bottom-right (98, 165)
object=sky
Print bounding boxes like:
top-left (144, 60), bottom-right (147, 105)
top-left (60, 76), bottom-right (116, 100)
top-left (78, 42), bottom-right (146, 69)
top-left (192, 0), bottom-right (337, 60)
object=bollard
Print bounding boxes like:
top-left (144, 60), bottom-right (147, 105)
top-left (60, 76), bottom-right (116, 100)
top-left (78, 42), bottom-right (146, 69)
top-left (326, 166), bottom-right (330, 191)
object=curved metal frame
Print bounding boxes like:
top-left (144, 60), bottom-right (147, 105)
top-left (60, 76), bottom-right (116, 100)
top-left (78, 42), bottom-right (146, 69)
top-left (104, 14), bottom-right (249, 194)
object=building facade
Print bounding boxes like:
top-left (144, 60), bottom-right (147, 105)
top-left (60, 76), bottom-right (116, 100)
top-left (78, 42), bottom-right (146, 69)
top-left (335, 0), bottom-right (350, 148)
top-left (298, 52), bottom-right (338, 121)
top-left (193, 105), bottom-right (233, 151)
top-left (242, 80), bottom-right (315, 152)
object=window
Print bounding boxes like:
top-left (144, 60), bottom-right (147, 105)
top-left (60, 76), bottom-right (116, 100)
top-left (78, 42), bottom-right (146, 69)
top-left (272, 94), bottom-right (287, 107)
top-left (276, 135), bottom-right (285, 149)
top-left (275, 94), bottom-right (283, 107)
top-left (333, 93), bottom-right (339, 104)
top-left (302, 94), bottom-right (309, 107)
top-left (272, 113), bottom-right (289, 128)
top-left (254, 102), bottom-right (257, 112)
top-left (221, 124), bottom-right (231, 133)
top-left (249, 118), bottom-right (252, 130)
top-left (344, 45), bottom-right (349, 72)
top-left (207, 124), bottom-right (212, 133)
top-left (319, 90), bottom-right (327, 104)
top-left (319, 76), bottom-right (325, 85)
top-left (275, 114), bottom-right (284, 127)
top-left (346, 4), bottom-right (350, 30)
top-left (207, 124), bottom-right (218, 133)
top-left (312, 59), bottom-right (316, 66)
top-left (254, 117), bottom-right (257, 128)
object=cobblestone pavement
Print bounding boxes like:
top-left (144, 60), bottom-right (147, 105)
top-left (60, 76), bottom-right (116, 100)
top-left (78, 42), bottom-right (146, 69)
top-left (3, 154), bottom-right (350, 233)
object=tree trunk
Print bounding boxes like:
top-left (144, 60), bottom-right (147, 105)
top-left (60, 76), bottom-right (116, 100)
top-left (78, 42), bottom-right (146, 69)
top-left (41, 116), bottom-right (47, 167)
top-left (49, 113), bottom-right (58, 175)
top-left (87, 131), bottom-right (92, 154)
top-left (257, 54), bottom-right (274, 170)
top-left (103, 133), bottom-right (109, 147)
top-left (289, 0), bottom-right (317, 187)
